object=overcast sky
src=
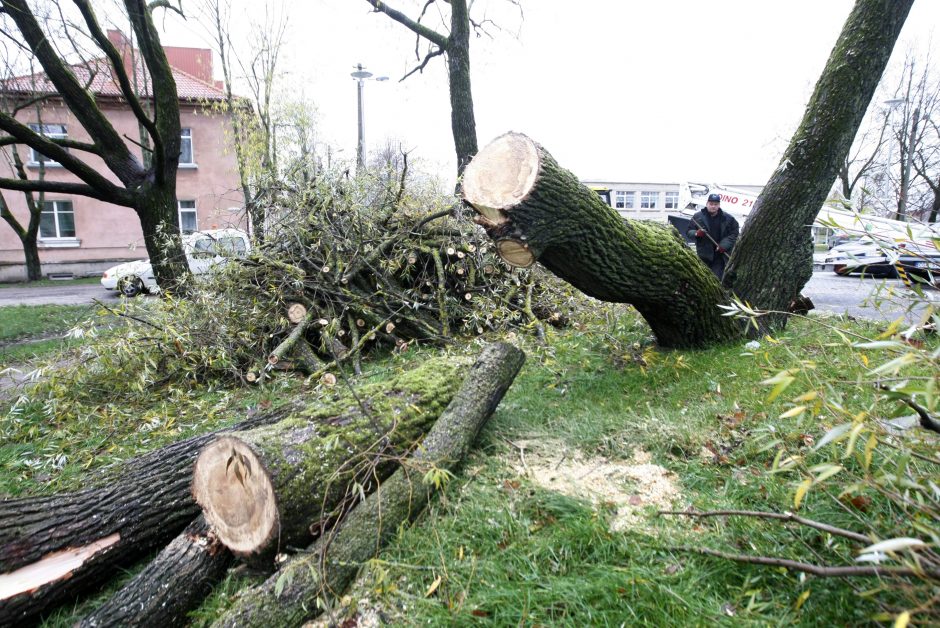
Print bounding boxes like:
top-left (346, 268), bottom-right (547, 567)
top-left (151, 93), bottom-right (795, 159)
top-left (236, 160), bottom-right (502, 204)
top-left (156, 1), bottom-right (939, 188)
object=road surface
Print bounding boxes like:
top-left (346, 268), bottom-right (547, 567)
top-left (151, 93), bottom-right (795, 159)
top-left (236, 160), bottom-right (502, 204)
top-left (0, 283), bottom-right (124, 307)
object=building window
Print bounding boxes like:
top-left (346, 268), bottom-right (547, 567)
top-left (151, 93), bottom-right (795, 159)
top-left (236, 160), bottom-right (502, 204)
top-left (664, 191), bottom-right (679, 209)
top-left (178, 200), bottom-right (197, 234)
top-left (28, 123), bottom-right (68, 165)
top-left (615, 191), bottom-right (635, 209)
top-left (40, 200), bottom-right (75, 238)
top-left (640, 191), bottom-right (659, 209)
top-left (179, 128), bottom-right (194, 165)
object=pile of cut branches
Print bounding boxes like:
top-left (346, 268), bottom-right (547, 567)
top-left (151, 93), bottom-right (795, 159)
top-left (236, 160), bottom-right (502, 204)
top-left (185, 168), bottom-right (576, 382)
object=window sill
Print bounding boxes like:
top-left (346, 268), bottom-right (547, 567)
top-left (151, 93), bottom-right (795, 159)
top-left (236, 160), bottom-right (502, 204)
top-left (38, 238), bottom-right (81, 248)
top-left (27, 162), bottom-right (64, 169)
top-left (178, 163), bottom-right (198, 170)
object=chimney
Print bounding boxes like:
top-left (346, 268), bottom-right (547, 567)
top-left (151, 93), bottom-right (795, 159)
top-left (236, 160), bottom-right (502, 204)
top-left (106, 29), bottom-right (134, 76)
top-left (163, 47), bottom-right (214, 83)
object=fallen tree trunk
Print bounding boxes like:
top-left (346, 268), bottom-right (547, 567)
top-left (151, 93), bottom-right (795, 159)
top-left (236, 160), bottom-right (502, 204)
top-left (192, 356), bottom-right (466, 563)
top-left (0, 355), bottom-right (464, 626)
top-left (461, 133), bottom-right (739, 348)
top-left (76, 516), bottom-right (232, 628)
top-left (0, 404), bottom-right (297, 626)
top-left (212, 341), bottom-right (525, 627)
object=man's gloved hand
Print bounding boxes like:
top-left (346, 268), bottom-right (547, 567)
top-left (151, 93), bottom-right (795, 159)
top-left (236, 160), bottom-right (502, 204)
top-left (717, 246), bottom-right (727, 254)
top-left (695, 229), bottom-right (706, 238)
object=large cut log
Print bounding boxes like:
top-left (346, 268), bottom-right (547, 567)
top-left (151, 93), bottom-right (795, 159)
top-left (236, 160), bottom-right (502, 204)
top-left (76, 516), bottom-right (232, 628)
top-left (192, 356), bottom-right (465, 563)
top-left (462, 132), bottom-right (740, 348)
top-left (212, 342), bottom-right (525, 627)
top-left (0, 404), bottom-right (297, 626)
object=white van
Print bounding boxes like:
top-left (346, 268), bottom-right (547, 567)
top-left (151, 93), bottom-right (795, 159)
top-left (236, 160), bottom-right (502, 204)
top-left (101, 228), bottom-right (250, 297)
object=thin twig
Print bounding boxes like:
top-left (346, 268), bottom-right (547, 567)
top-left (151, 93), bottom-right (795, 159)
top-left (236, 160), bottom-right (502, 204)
top-left (670, 546), bottom-right (940, 579)
top-left (657, 509), bottom-right (871, 543)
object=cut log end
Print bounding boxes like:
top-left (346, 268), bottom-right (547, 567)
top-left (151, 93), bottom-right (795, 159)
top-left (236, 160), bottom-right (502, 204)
top-left (286, 303), bottom-right (307, 324)
top-left (462, 132), bottom-right (540, 223)
top-left (495, 239), bottom-right (536, 268)
top-left (192, 437), bottom-right (278, 556)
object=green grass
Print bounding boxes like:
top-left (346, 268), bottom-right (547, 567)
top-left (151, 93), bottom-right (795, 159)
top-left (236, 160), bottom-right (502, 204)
top-left (1, 305), bottom-right (932, 626)
top-left (0, 303), bottom-right (101, 364)
top-left (0, 303), bottom-right (95, 343)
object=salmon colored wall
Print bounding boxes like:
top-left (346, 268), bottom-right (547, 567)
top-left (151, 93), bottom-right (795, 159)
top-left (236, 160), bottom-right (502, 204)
top-left (0, 99), bottom-right (245, 276)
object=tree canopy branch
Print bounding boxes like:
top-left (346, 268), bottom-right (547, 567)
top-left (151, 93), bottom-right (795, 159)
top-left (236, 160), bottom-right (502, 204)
top-left (0, 0), bottom-right (144, 186)
top-left (365, 0), bottom-right (449, 48)
top-left (72, 0), bottom-right (159, 143)
top-left (0, 176), bottom-right (133, 205)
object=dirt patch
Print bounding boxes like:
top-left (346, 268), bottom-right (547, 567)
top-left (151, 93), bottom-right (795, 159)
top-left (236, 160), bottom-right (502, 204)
top-left (506, 440), bottom-right (681, 531)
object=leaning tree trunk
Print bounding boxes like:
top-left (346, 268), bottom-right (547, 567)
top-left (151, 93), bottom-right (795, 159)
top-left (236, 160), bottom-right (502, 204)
top-left (192, 356), bottom-right (465, 564)
top-left (462, 132), bottom-right (740, 348)
top-left (213, 342), bottom-right (525, 628)
top-left (76, 516), bottom-right (232, 628)
top-left (0, 404), bottom-right (298, 626)
top-left (724, 0), bottom-right (915, 328)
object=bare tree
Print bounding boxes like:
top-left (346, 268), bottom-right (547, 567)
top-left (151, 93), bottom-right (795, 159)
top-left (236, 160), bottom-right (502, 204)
top-left (198, 0), bottom-right (288, 243)
top-left (0, 0), bottom-right (189, 289)
top-left (364, 0), bottom-right (521, 177)
top-left (885, 53), bottom-right (940, 221)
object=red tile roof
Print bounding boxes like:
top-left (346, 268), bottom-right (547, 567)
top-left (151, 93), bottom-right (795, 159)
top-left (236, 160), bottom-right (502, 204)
top-left (2, 55), bottom-right (226, 103)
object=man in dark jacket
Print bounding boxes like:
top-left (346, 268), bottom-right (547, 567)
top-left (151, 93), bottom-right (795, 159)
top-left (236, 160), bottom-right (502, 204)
top-left (687, 193), bottom-right (739, 280)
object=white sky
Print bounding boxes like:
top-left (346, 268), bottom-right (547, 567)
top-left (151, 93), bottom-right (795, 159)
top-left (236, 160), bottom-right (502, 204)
top-left (155, 0), bottom-right (940, 188)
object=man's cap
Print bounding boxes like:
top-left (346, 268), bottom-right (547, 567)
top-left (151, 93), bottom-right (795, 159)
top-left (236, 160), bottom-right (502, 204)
top-left (707, 193), bottom-right (721, 202)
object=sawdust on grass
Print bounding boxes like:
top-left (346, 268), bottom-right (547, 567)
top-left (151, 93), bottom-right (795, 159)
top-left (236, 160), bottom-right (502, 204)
top-left (507, 440), bottom-right (682, 531)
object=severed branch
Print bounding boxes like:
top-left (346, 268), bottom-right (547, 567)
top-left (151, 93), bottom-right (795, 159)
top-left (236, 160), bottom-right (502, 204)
top-left (671, 546), bottom-right (940, 579)
top-left (658, 509), bottom-right (871, 544)
top-left (401, 46), bottom-right (445, 81)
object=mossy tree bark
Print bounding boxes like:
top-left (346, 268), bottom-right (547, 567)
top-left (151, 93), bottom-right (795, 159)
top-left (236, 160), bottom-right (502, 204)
top-left (76, 516), bottom-right (232, 628)
top-left (0, 405), bottom-right (297, 626)
top-left (462, 133), bottom-right (740, 349)
top-left (724, 0), bottom-right (915, 328)
top-left (212, 342), bottom-right (525, 628)
top-left (193, 358), bottom-right (465, 563)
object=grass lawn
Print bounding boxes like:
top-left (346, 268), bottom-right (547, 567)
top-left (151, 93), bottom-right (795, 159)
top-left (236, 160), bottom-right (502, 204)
top-left (2, 304), bottom-right (933, 626)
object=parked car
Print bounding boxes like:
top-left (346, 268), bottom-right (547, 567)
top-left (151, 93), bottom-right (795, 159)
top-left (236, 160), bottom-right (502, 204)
top-left (821, 236), bottom-right (940, 280)
top-left (101, 229), bottom-right (250, 297)
top-left (821, 237), bottom-right (897, 278)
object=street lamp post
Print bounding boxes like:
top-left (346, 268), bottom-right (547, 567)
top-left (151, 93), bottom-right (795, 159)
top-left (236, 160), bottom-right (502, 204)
top-left (350, 63), bottom-right (387, 171)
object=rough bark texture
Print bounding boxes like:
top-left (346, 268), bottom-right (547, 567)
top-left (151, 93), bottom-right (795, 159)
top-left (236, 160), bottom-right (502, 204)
top-left (76, 516), bottom-right (232, 628)
top-left (463, 133), bottom-right (739, 348)
top-left (724, 0), bottom-right (914, 328)
top-left (446, 0), bottom-right (478, 176)
top-left (193, 357), bottom-right (465, 562)
top-left (212, 342), bottom-right (525, 628)
top-left (0, 404), bottom-right (296, 626)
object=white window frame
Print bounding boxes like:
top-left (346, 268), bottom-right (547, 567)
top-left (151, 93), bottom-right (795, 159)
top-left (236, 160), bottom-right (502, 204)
top-left (39, 200), bottom-right (77, 241)
top-left (664, 191), bottom-right (679, 210)
top-left (178, 200), bottom-right (198, 234)
top-left (179, 128), bottom-right (195, 167)
top-left (28, 123), bottom-right (68, 166)
top-left (640, 191), bottom-right (659, 210)
top-left (615, 190), bottom-right (635, 210)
